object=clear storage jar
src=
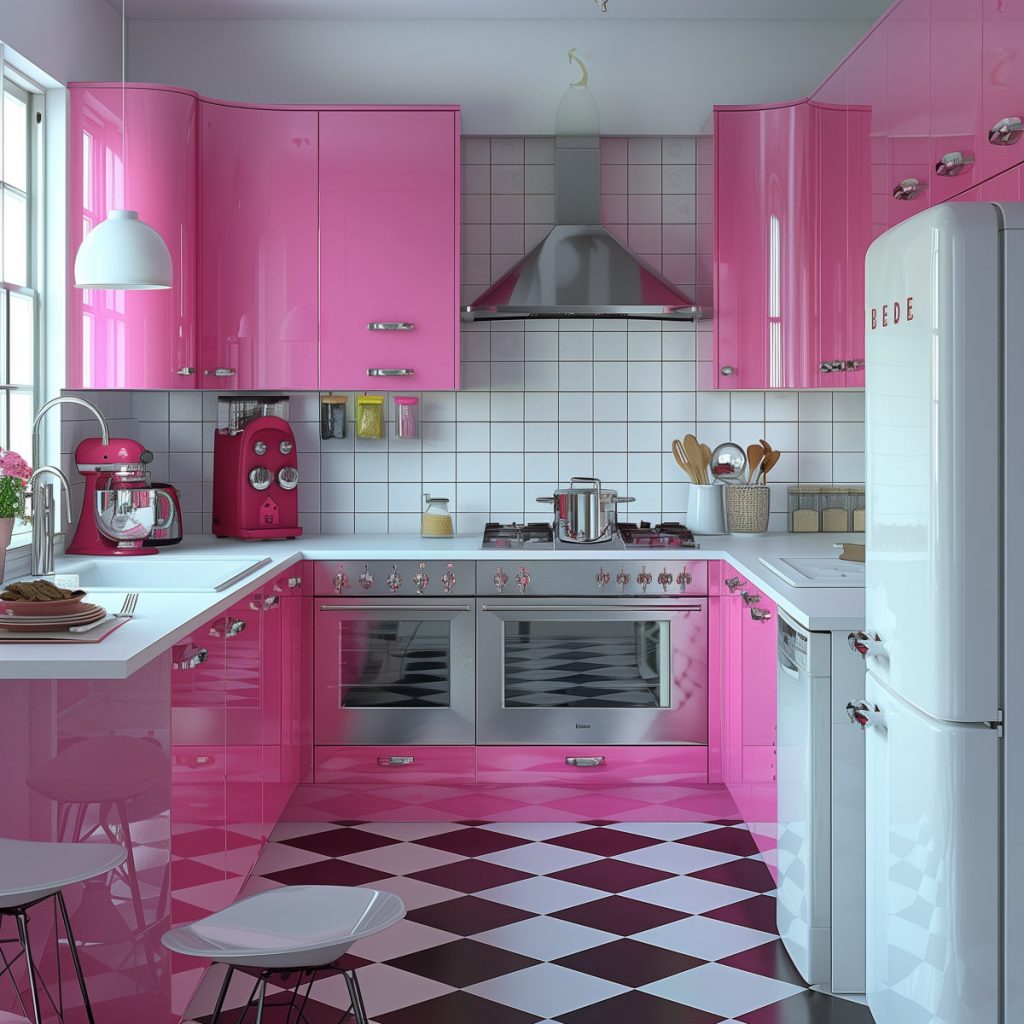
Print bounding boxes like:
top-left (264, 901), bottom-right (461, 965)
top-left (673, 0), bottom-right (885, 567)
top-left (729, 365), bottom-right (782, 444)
top-left (356, 395), bottom-right (385, 439)
top-left (394, 396), bottom-right (419, 439)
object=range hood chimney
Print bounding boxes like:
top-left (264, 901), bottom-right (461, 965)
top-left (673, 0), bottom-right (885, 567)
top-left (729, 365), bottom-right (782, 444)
top-left (462, 51), bottom-right (700, 323)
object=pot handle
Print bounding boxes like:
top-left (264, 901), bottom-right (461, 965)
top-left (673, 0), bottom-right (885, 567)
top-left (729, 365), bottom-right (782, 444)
top-left (612, 496), bottom-right (636, 504)
top-left (570, 476), bottom-right (602, 489)
top-left (536, 496), bottom-right (556, 504)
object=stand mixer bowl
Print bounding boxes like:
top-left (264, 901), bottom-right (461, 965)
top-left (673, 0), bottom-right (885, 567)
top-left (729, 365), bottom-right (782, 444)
top-left (95, 488), bottom-right (159, 546)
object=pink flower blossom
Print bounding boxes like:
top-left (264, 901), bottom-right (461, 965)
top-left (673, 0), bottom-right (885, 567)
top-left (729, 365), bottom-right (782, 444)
top-left (0, 449), bottom-right (32, 481)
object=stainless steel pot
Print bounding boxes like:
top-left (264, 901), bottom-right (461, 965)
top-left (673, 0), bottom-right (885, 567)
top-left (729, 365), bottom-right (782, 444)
top-left (537, 476), bottom-right (635, 543)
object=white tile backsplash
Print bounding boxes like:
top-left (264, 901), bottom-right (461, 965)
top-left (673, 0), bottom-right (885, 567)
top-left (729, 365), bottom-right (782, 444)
top-left (61, 133), bottom-right (863, 535)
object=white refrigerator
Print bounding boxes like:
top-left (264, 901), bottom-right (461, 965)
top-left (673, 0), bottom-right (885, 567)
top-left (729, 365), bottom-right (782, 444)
top-left (862, 201), bottom-right (1021, 1024)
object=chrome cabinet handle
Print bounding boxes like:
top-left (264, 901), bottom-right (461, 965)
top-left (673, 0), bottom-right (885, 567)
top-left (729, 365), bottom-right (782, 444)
top-left (724, 576), bottom-right (744, 592)
top-left (177, 366), bottom-right (196, 376)
top-left (263, 595), bottom-right (280, 611)
top-left (566, 756), bottom-right (606, 768)
top-left (989, 116), bottom-right (1024, 146)
top-left (173, 645), bottom-right (208, 671)
top-left (820, 359), bottom-right (865, 373)
top-left (288, 575), bottom-right (302, 590)
top-left (204, 367), bottom-right (236, 377)
top-left (367, 368), bottom-right (414, 377)
top-left (741, 590), bottom-right (761, 606)
top-left (935, 151), bottom-right (975, 176)
top-left (211, 617), bottom-right (247, 638)
top-left (720, 365), bottom-right (736, 376)
top-left (377, 755), bottom-right (415, 767)
top-left (367, 322), bottom-right (415, 331)
top-left (750, 606), bottom-right (773, 621)
top-left (892, 177), bottom-right (925, 201)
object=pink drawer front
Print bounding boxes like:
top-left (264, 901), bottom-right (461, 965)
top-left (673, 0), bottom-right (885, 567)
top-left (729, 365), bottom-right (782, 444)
top-left (476, 745), bottom-right (708, 786)
top-left (314, 745), bottom-right (475, 785)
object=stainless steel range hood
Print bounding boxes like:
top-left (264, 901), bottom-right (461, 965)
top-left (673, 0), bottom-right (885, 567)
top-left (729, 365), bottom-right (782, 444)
top-left (462, 120), bottom-right (701, 323)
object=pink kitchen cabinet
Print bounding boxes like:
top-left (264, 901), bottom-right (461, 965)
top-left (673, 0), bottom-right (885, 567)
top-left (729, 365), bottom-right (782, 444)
top-left (475, 746), bottom-right (708, 787)
top-left (199, 101), bottom-right (319, 390)
top-left (68, 84), bottom-right (197, 389)
top-left (319, 109), bottom-right (460, 390)
top-left (982, 0), bottom-right (1024, 181)
top-left (315, 745), bottom-right (476, 785)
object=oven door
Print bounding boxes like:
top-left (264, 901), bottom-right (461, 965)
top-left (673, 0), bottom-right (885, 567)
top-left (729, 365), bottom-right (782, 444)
top-left (477, 598), bottom-right (708, 745)
top-left (315, 599), bottom-right (475, 745)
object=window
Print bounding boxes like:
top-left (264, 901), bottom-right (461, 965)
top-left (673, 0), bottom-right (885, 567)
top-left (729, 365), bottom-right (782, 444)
top-left (0, 67), bottom-right (42, 539)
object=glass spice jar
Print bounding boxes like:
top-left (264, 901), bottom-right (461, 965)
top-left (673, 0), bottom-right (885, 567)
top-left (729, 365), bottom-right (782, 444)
top-left (394, 396), bottom-right (419, 439)
top-left (355, 395), bottom-right (385, 439)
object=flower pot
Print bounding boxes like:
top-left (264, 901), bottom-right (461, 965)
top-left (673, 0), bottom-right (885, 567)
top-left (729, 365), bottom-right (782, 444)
top-left (0, 517), bottom-right (13, 583)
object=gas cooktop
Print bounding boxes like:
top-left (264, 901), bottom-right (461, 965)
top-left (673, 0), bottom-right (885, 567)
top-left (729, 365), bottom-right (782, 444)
top-left (481, 521), bottom-right (698, 550)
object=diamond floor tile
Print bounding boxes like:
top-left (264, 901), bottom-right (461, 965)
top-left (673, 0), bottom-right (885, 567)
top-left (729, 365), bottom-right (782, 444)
top-left (388, 938), bottom-right (539, 988)
top-left (689, 856), bottom-right (778, 893)
top-left (478, 875), bottom-right (607, 914)
top-left (627, 873), bottom-right (754, 914)
top-left (550, 857), bottom-right (676, 894)
top-left (546, 826), bottom-right (662, 857)
top-left (262, 858), bottom-right (391, 888)
top-left (406, 894), bottom-right (535, 935)
top-left (550, 894), bottom-right (690, 935)
top-left (553, 937), bottom-right (705, 987)
top-left (476, 840), bottom-right (602, 875)
top-left (704, 895), bottom-right (780, 934)
top-left (476, 915), bottom-right (618, 961)
top-left (407, 859), bottom-right (532, 893)
top-left (415, 827), bottom-right (530, 858)
top-left (678, 826), bottom-right (762, 857)
top-left (738, 990), bottom-right (876, 1023)
top-left (635, 916), bottom-right (780, 961)
top-left (466, 962), bottom-right (629, 1019)
top-left (279, 827), bottom-right (399, 858)
top-left (642, 962), bottom-right (805, 1019)
top-left (718, 940), bottom-right (810, 987)
top-left (557, 989), bottom-right (727, 1024)
top-left (376, 989), bottom-right (542, 1024)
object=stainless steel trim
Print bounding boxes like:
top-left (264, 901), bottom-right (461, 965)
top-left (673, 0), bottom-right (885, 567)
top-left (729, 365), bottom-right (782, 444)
top-left (892, 177), bottom-right (925, 200)
top-left (176, 366), bottom-right (197, 376)
top-left (214, 558), bottom-right (272, 592)
top-left (480, 603), bottom-right (703, 613)
top-left (367, 322), bottom-right (415, 331)
top-left (988, 116), bottom-right (1024, 146)
top-left (319, 603), bottom-right (473, 612)
top-left (377, 755), bottom-right (415, 766)
top-left (366, 368), bottom-right (414, 376)
top-left (565, 756), bottom-right (606, 767)
top-left (934, 151), bottom-right (975, 176)
top-left (204, 367), bottom-right (237, 377)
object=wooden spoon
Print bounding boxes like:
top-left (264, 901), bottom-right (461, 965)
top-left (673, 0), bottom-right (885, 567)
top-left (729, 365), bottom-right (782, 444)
top-left (683, 434), bottom-right (706, 485)
top-left (746, 443), bottom-right (764, 485)
top-left (700, 444), bottom-right (713, 485)
top-left (672, 439), bottom-right (698, 483)
top-left (759, 438), bottom-right (773, 455)
top-left (760, 449), bottom-right (781, 483)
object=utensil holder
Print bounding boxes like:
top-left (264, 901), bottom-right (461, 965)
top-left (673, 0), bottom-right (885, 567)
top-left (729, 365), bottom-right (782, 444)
top-left (686, 484), bottom-right (726, 535)
top-left (725, 484), bottom-right (771, 534)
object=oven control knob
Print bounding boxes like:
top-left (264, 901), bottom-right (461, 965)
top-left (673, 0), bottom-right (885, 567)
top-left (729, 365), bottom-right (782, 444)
top-left (413, 562), bottom-right (430, 594)
top-left (595, 568), bottom-right (611, 591)
top-left (279, 440), bottom-right (294, 455)
top-left (676, 568), bottom-right (693, 591)
top-left (277, 466), bottom-right (299, 491)
top-left (358, 564), bottom-right (373, 590)
top-left (493, 567), bottom-right (509, 593)
top-left (516, 566), bottom-right (531, 594)
top-left (387, 564), bottom-right (403, 593)
top-left (658, 568), bottom-right (674, 592)
top-left (637, 566), bottom-right (653, 592)
top-left (248, 466), bottom-right (272, 491)
top-left (333, 568), bottom-right (350, 593)
top-left (616, 567), bottom-right (632, 591)
top-left (441, 562), bottom-right (457, 594)
top-left (253, 440), bottom-right (268, 456)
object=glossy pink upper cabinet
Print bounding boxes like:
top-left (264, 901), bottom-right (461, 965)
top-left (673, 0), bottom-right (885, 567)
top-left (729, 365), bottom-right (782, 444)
top-left (982, 0), bottom-right (1024, 180)
top-left (930, 0), bottom-right (983, 204)
top-left (885, 0), bottom-right (932, 228)
top-left (845, 25), bottom-right (889, 240)
top-left (319, 109), bottom-right (460, 391)
top-left (715, 103), bottom-right (817, 389)
top-left (68, 85), bottom-right (197, 389)
top-left (199, 102), bottom-right (318, 390)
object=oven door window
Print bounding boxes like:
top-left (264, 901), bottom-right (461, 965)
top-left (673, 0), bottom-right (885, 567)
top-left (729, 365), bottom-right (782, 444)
top-left (334, 618), bottom-right (452, 709)
top-left (503, 618), bottom-right (672, 709)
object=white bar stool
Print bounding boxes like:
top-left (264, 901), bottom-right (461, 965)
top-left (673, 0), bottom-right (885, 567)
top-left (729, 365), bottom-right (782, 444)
top-left (161, 886), bottom-right (405, 1024)
top-left (0, 838), bottom-right (127, 1024)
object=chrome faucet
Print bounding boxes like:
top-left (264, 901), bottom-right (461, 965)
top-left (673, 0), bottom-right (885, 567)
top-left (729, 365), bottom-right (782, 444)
top-left (27, 466), bottom-right (73, 576)
top-left (31, 396), bottom-right (110, 468)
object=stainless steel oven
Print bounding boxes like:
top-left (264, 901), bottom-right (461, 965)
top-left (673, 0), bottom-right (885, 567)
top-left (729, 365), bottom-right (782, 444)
top-left (313, 561), bottom-right (475, 745)
top-left (476, 560), bottom-right (708, 745)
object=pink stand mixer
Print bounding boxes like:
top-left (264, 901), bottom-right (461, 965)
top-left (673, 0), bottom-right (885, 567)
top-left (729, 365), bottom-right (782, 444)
top-left (66, 437), bottom-right (175, 556)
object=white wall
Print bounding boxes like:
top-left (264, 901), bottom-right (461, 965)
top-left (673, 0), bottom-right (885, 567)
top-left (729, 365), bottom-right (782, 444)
top-left (0, 0), bottom-right (121, 83)
top-left (128, 17), bottom-right (870, 134)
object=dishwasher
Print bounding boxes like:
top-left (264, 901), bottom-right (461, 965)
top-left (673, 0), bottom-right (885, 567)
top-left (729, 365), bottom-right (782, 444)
top-left (776, 609), bottom-right (866, 993)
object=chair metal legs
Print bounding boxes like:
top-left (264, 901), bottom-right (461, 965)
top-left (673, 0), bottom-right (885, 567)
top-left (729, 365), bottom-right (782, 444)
top-left (208, 965), bottom-right (236, 1024)
top-left (343, 971), bottom-right (369, 1024)
top-left (13, 913), bottom-right (42, 1024)
top-left (55, 892), bottom-right (96, 1024)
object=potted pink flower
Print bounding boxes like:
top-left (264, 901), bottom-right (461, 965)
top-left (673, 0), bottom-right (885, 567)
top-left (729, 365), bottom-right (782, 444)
top-left (0, 447), bottom-right (32, 580)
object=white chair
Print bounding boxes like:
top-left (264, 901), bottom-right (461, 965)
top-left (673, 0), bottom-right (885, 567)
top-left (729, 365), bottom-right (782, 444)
top-left (0, 838), bottom-right (127, 1024)
top-left (161, 886), bottom-right (406, 1024)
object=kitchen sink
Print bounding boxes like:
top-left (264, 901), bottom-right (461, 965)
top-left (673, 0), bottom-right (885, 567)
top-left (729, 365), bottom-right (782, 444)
top-left (758, 555), bottom-right (865, 588)
top-left (48, 557), bottom-right (273, 593)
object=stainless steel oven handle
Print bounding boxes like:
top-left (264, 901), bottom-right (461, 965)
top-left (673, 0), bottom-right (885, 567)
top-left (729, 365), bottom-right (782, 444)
top-left (319, 603), bottom-right (473, 612)
top-left (565, 756), bottom-right (606, 768)
top-left (481, 603), bottom-right (704, 613)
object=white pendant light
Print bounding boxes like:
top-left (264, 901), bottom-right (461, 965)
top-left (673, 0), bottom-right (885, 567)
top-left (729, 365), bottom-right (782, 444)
top-left (73, 0), bottom-right (172, 290)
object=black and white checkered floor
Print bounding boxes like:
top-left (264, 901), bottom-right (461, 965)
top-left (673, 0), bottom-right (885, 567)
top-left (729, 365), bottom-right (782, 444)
top-left (184, 820), bottom-right (874, 1024)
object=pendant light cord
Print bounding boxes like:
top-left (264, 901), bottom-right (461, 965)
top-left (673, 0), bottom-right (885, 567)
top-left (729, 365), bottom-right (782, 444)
top-left (122, 0), bottom-right (127, 206)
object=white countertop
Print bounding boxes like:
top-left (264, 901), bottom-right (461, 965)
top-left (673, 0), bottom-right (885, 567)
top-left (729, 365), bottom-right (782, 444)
top-left (0, 532), bottom-right (864, 679)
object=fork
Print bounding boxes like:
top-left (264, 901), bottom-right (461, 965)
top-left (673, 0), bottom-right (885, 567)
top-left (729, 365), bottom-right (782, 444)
top-left (69, 592), bottom-right (138, 633)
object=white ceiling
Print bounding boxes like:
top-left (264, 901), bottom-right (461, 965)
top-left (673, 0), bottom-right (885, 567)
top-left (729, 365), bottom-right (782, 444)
top-left (114, 0), bottom-right (888, 20)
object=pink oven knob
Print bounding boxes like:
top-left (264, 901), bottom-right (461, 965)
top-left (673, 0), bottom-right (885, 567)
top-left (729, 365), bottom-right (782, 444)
top-left (616, 567), bottom-right (632, 591)
top-left (387, 564), bottom-right (403, 593)
top-left (413, 562), bottom-right (430, 594)
top-left (493, 567), bottom-right (509, 593)
top-left (358, 564), bottom-right (373, 590)
top-left (595, 567), bottom-right (611, 591)
top-left (441, 562), bottom-right (457, 594)
top-left (657, 568), bottom-right (673, 592)
top-left (333, 566), bottom-right (350, 592)
top-left (515, 566), bottom-right (531, 594)
top-left (636, 565), bottom-right (653, 592)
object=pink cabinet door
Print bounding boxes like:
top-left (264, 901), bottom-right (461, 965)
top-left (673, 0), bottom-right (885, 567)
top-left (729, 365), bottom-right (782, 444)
top-left (68, 85), bottom-right (197, 389)
top-left (199, 102), bottom-right (318, 390)
top-left (714, 102), bottom-right (817, 389)
top-left (982, 0), bottom-right (1024, 181)
top-left (931, 0), bottom-right (984, 205)
top-left (885, 0), bottom-right (932, 228)
top-left (980, 165), bottom-right (1022, 200)
top-left (740, 589), bottom-right (778, 750)
top-left (319, 109), bottom-right (460, 390)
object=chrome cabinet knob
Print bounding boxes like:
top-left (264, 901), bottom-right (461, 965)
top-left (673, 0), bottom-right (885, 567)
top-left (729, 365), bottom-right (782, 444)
top-left (493, 567), bottom-right (509, 593)
top-left (248, 466), bottom-right (271, 491)
top-left (892, 177), bottom-right (925, 201)
top-left (989, 116), bottom-right (1024, 146)
top-left (288, 575), bottom-right (302, 590)
top-left (278, 466), bottom-right (299, 490)
top-left (358, 564), bottom-right (373, 590)
top-left (720, 365), bottom-right (736, 376)
top-left (413, 562), bottom-right (430, 594)
top-left (387, 564), bottom-right (403, 593)
top-left (204, 367), bottom-right (236, 377)
top-left (176, 366), bottom-right (196, 376)
top-left (935, 150), bottom-right (975, 176)
top-left (595, 568), bottom-right (611, 591)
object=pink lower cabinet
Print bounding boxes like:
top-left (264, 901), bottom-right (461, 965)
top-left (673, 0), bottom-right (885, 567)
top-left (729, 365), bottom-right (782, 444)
top-left (199, 101), bottom-right (319, 389)
top-left (68, 83), bottom-right (197, 388)
top-left (476, 746), bottom-right (708, 786)
top-left (319, 109), bottom-right (460, 390)
top-left (315, 745), bottom-right (475, 785)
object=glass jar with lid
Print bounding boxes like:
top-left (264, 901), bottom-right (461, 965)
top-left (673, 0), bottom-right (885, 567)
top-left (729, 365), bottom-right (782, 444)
top-left (394, 396), bottom-right (419, 439)
top-left (355, 394), bottom-right (385, 439)
top-left (422, 493), bottom-right (454, 537)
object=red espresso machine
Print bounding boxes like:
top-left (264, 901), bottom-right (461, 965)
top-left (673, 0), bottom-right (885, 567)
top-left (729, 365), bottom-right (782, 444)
top-left (212, 397), bottom-right (302, 540)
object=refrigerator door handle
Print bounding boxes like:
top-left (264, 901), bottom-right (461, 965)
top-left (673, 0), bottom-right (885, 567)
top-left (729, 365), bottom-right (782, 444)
top-left (845, 699), bottom-right (883, 730)
top-left (848, 629), bottom-right (887, 659)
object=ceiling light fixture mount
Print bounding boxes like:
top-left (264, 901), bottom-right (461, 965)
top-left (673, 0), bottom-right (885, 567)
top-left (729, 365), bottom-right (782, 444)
top-left (594, 0), bottom-right (609, 11)
top-left (73, 0), bottom-right (172, 290)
